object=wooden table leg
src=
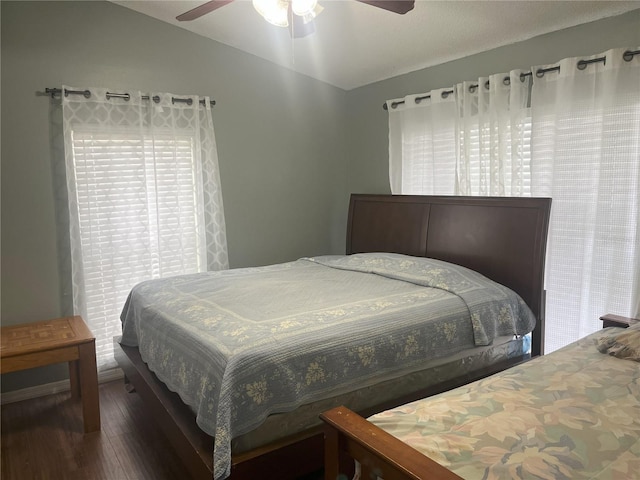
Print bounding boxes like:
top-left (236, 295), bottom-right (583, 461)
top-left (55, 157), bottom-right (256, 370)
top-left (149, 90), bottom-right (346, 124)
top-left (78, 341), bottom-right (100, 433)
top-left (69, 359), bottom-right (81, 399)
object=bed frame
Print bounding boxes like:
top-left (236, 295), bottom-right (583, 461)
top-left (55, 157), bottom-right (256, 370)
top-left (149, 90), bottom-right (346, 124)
top-left (320, 405), bottom-right (462, 480)
top-left (321, 318), bottom-right (640, 480)
top-left (114, 194), bottom-right (551, 480)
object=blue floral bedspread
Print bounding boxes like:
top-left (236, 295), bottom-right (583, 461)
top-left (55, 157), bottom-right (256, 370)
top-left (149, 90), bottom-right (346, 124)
top-left (119, 253), bottom-right (535, 479)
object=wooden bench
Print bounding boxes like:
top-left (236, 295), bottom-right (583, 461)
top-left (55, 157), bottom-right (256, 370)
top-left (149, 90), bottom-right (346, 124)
top-left (1, 316), bottom-right (100, 433)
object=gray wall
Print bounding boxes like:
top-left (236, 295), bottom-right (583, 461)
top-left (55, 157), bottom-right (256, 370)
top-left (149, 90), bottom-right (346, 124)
top-left (345, 9), bottom-right (640, 194)
top-left (1, 1), bottom-right (349, 391)
top-left (2, 2), bottom-right (639, 392)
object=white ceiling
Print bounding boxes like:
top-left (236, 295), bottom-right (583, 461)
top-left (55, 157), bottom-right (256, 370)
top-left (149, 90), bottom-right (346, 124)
top-left (113, 0), bottom-right (640, 90)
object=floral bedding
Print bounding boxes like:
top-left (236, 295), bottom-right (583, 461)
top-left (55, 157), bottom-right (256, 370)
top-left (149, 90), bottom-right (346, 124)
top-left (369, 327), bottom-right (640, 480)
top-left (119, 252), bottom-right (535, 479)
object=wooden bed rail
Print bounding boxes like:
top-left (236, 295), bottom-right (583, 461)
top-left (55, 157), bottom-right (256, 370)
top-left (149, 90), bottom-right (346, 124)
top-left (320, 406), bottom-right (462, 480)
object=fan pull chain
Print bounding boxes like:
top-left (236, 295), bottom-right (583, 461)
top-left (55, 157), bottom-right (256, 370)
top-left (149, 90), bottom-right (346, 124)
top-left (290, 6), bottom-right (296, 66)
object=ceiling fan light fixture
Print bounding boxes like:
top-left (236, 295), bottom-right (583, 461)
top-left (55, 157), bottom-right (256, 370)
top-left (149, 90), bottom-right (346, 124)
top-left (252, 0), bottom-right (289, 27)
top-left (303, 3), bottom-right (324, 24)
top-left (291, 0), bottom-right (317, 17)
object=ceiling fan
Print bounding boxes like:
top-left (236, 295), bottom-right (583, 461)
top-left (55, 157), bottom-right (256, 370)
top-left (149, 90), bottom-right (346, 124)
top-left (176, 0), bottom-right (415, 38)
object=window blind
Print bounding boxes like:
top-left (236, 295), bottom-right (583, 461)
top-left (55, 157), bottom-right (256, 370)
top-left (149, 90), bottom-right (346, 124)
top-left (71, 130), bottom-right (205, 369)
top-left (460, 120), bottom-right (532, 196)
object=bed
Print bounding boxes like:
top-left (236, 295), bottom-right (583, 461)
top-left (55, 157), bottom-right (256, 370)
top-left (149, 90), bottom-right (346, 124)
top-left (114, 194), bottom-right (551, 480)
top-left (321, 323), bottom-right (640, 480)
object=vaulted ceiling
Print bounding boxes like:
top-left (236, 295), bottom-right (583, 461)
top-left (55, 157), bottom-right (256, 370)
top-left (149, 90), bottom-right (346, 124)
top-left (114, 1), bottom-right (640, 90)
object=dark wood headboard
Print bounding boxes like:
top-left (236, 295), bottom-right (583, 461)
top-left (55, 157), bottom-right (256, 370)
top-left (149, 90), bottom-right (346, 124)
top-left (346, 194), bottom-right (551, 356)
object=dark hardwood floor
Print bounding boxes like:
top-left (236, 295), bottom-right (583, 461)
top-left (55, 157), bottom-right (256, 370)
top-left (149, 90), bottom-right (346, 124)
top-left (1, 380), bottom-right (193, 479)
top-left (1, 380), bottom-right (323, 480)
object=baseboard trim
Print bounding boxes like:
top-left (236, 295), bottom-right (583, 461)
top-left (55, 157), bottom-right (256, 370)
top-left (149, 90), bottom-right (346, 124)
top-left (1, 368), bottom-right (124, 405)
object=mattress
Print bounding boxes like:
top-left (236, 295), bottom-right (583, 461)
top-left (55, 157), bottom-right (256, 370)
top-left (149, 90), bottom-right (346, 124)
top-left (232, 333), bottom-right (526, 453)
top-left (119, 252), bottom-right (535, 479)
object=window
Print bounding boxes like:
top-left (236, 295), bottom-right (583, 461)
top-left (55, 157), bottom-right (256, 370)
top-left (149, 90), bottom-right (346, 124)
top-left (70, 129), bottom-right (207, 368)
top-left (60, 88), bottom-right (228, 371)
top-left (387, 49), bottom-right (639, 353)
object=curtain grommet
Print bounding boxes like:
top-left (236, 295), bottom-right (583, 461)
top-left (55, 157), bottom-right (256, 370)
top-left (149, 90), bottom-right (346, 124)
top-left (577, 56), bottom-right (606, 70)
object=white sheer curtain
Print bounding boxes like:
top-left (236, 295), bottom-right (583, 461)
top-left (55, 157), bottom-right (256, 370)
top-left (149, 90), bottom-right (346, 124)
top-left (388, 89), bottom-right (457, 194)
top-left (530, 49), bottom-right (640, 351)
top-left (387, 47), bottom-right (640, 353)
top-left (388, 71), bottom-right (531, 196)
top-left (61, 86), bottom-right (228, 370)
top-left (454, 71), bottom-right (531, 196)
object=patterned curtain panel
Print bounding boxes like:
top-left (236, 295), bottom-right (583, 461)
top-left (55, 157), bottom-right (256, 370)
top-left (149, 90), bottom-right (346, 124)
top-left (60, 86), bottom-right (228, 370)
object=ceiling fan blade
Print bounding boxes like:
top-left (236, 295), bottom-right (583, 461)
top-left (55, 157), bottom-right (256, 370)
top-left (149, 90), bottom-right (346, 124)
top-left (176, 0), bottom-right (235, 21)
top-left (356, 0), bottom-right (415, 14)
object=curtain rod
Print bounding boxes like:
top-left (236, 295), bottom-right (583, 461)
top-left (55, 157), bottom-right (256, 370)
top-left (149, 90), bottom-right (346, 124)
top-left (44, 87), bottom-right (216, 107)
top-left (383, 49), bottom-right (639, 111)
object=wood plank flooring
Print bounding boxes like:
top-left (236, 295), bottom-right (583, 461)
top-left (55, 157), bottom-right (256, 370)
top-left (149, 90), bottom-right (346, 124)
top-left (1, 380), bottom-right (192, 479)
top-left (1, 380), bottom-right (323, 480)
